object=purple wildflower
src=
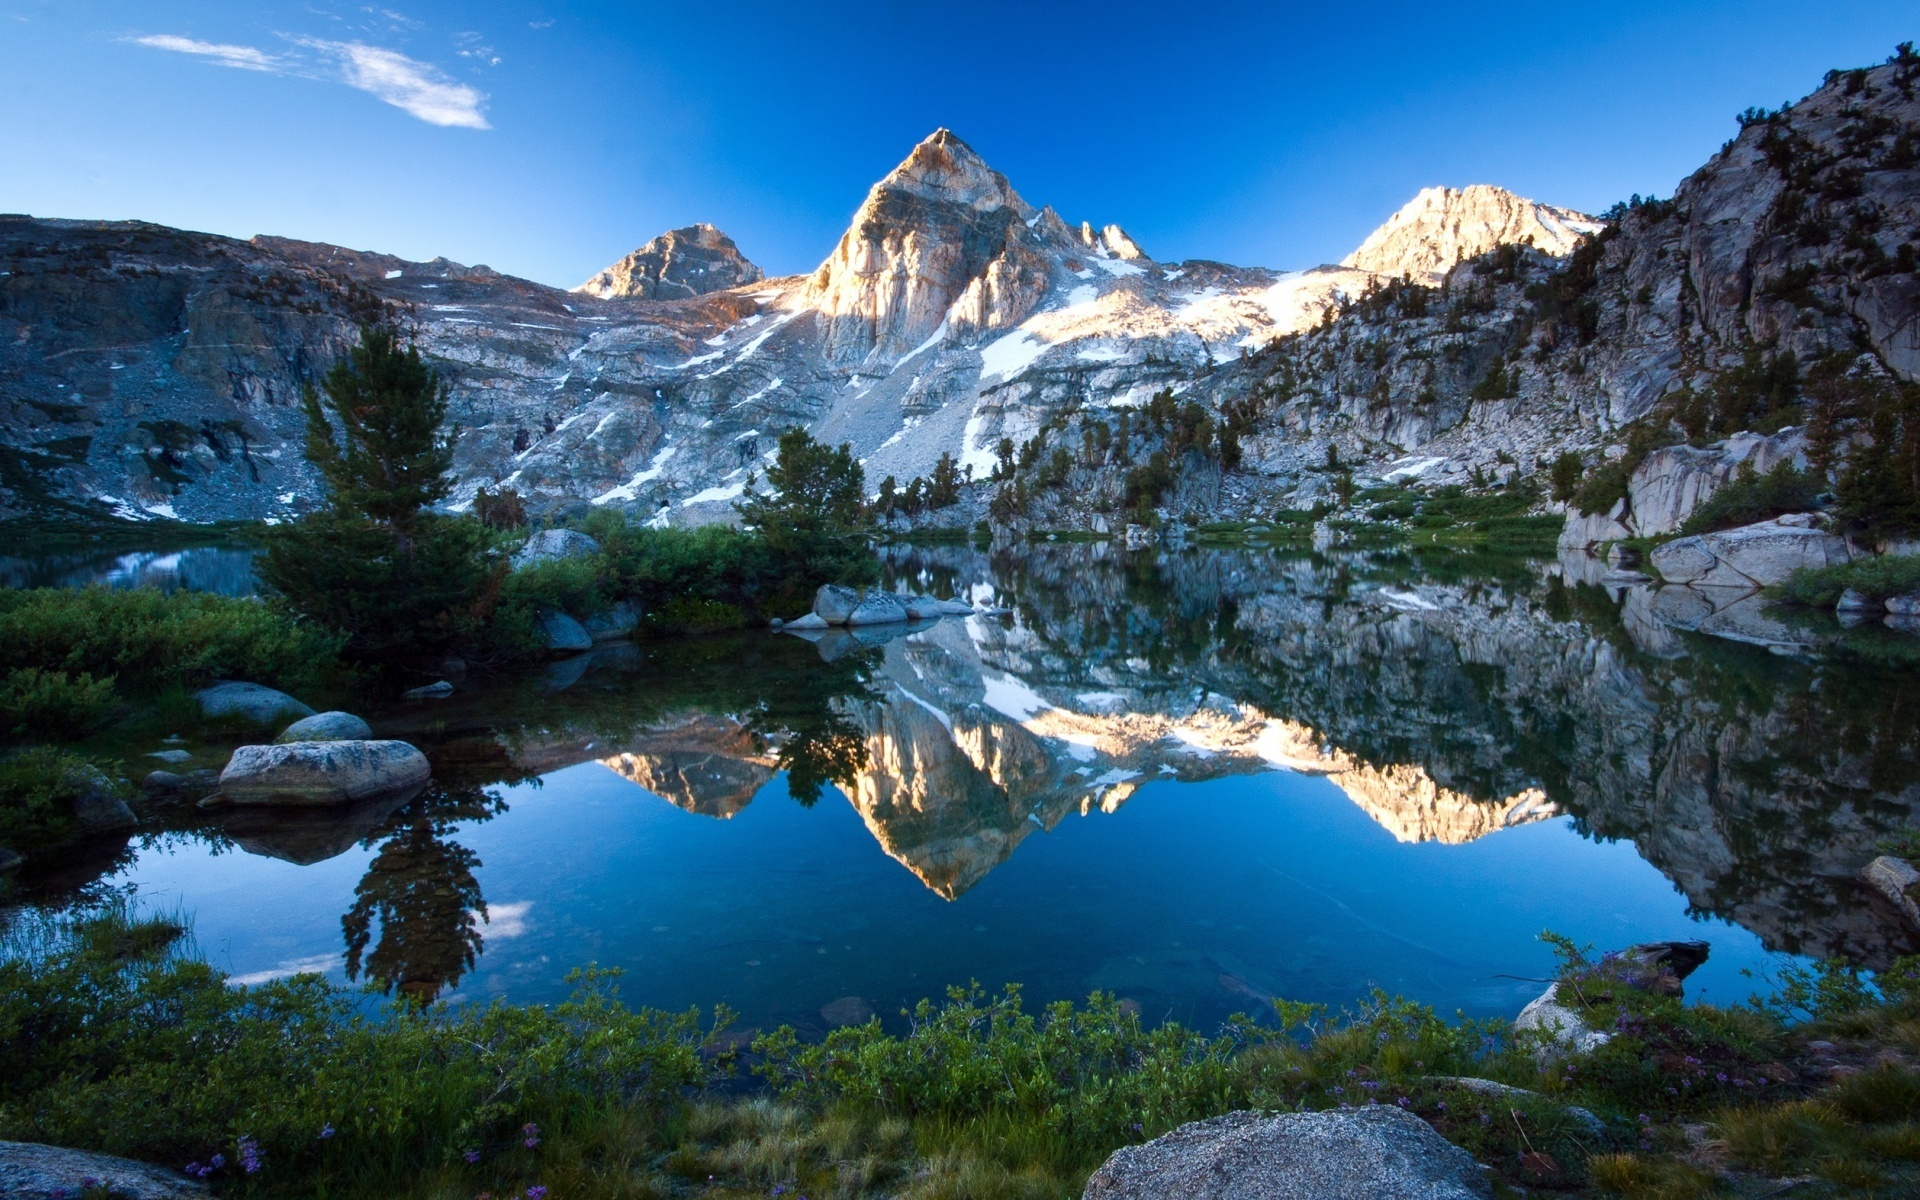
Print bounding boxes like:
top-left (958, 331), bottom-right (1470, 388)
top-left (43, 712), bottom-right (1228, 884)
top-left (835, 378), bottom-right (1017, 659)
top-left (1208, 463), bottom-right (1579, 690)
top-left (525, 1188), bottom-right (548, 1200)
top-left (210, 1155), bottom-right (226, 1170)
top-left (319, 1123), bottom-right (336, 1140)
top-left (523, 1122), bottom-right (542, 1149)
top-left (238, 1137), bottom-right (263, 1174)
top-left (465, 1150), bottom-right (482, 1165)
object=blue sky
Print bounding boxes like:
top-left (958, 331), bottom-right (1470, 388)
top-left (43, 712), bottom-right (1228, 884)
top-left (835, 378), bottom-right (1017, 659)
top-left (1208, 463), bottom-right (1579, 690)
top-left (1, 2), bottom-right (1912, 288)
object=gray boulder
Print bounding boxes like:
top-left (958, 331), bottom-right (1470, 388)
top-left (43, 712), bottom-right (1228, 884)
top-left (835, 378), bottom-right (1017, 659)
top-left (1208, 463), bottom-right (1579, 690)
top-left (785, 611), bottom-right (829, 631)
top-left (511, 528), bottom-right (601, 570)
top-left (814, 584), bottom-right (863, 625)
top-left (1836, 588), bottom-right (1881, 613)
top-left (146, 749), bottom-right (193, 763)
top-left (846, 591), bottom-right (910, 626)
top-left (1860, 855), bottom-right (1920, 928)
top-left (1886, 591), bottom-right (1920, 616)
top-left (217, 740), bottom-right (430, 806)
top-left (582, 599), bottom-right (640, 641)
top-left (0, 846), bottom-right (21, 873)
top-left (276, 711), bottom-right (373, 743)
top-left (1082, 1107), bottom-right (1489, 1200)
top-left (537, 609), bottom-right (594, 653)
top-left (1650, 515), bottom-right (1854, 589)
top-left (931, 598), bottom-right (977, 615)
top-left (402, 680), bottom-right (455, 700)
top-left (193, 681), bottom-right (314, 726)
top-left (0, 1139), bottom-right (206, 1199)
top-left (69, 765), bottom-right (136, 833)
top-left (1625, 429), bottom-right (1805, 537)
top-left (1513, 983), bottom-right (1612, 1058)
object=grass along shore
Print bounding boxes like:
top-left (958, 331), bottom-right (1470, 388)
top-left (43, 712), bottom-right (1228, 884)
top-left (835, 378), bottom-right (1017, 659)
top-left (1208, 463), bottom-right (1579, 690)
top-left (2, 908), bottom-right (1919, 1199)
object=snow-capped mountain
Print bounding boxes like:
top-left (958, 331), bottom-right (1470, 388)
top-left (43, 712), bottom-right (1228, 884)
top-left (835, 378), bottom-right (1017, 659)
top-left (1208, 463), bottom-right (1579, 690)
top-left (33, 56), bottom-right (1919, 530)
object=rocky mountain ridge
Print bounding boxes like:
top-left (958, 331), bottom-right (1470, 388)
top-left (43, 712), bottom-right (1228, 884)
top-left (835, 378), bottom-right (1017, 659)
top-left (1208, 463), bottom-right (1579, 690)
top-left (3, 51), bottom-right (1914, 534)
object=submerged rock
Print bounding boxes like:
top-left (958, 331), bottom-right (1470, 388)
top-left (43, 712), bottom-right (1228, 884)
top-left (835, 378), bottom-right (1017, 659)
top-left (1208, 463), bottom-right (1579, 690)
top-left (217, 740), bottom-right (430, 806)
top-left (820, 996), bottom-right (876, 1026)
top-left (276, 711), bottom-right (373, 744)
top-left (402, 680), bottom-right (455, 700)
top-left (785, 611), bottom-right (829, 631)
top-left (1082, 1107), bottom-right (1489, 1200)
top-left (193, 681), bottom-right (314, 726)
top-left (511, 528), bottom-right (601, 570)
top-left (0, 1139), bottom-right (207, 1199)
top-left (142, 768), bottom-right (219, 802)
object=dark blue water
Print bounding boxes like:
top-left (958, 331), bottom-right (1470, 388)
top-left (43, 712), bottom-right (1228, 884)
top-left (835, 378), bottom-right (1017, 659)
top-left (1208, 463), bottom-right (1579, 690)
top-left (22, 542), bottom-right (1919, 1032)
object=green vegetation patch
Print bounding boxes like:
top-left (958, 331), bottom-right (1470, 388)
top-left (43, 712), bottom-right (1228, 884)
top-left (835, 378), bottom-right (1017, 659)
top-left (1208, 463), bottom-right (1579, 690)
top-left (1773, 555), bottom-right (1920, 607)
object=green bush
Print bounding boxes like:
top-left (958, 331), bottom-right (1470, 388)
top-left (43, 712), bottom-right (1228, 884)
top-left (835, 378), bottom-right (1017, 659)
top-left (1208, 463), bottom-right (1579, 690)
top-left (1772, 554), bottom-right (1920, 607)
top-left (0, 910), bottom-right (724, 1197)
top-left (1679, 462), bottom-right (1824, 535)
top-left (0, 748), bottom-right (112, 853)
top-left (0, 587), bottom-right (341, 697)
top-left (0, 668), bottom-right (116, 740)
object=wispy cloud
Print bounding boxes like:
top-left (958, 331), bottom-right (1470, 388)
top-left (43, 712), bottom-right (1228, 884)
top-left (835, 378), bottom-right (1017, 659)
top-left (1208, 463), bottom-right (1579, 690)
top-left (298, 37), bottom-right (491, 128)
top-left (227, 953), bottom-right (341, 987)
top-left (132, 34), bottom-right (283, 72)
top-left (130, 31), bottom-right (489, 129)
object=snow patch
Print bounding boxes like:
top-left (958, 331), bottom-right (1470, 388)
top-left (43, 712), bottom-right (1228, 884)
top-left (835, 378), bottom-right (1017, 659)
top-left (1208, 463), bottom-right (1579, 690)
top-left (681, 480), bottom-right (746, 506)
top-left (1383, 456), bottom-right (1447, 482)
top-left (979, 329), bottom-right (1050, 382)
top-left (591, 445), bottom-right (677, 506)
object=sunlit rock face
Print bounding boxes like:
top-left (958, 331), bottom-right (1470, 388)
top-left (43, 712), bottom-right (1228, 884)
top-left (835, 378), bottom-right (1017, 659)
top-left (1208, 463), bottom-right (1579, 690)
top-left (805, 129), bottom-right (1058, 363)
top-left (575, 224), bottom-right (765, 301)
top-left (597, 712), bottom-right (777, 819)
top-left (1341, 185), bottom-right (1600, 283)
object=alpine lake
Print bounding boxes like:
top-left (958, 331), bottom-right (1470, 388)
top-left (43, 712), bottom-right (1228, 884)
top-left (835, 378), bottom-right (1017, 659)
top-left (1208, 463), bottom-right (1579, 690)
top-left (7, 536), bottom-right (1919, 1042)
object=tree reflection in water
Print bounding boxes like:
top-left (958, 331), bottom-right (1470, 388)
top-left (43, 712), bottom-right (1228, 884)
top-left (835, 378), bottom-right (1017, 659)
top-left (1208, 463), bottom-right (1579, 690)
top-left (341, 785), bottom-right (506, 1003)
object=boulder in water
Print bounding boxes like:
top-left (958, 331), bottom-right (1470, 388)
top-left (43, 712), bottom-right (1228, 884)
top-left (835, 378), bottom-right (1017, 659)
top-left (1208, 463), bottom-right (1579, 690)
top-left (537, 609), bottom-right (594, 653)
top-left (846, 591), bottom-right (909, 626)
top-left (217, 740), bottom-right (430, 806)
top-left (193, 681), bottom-right (314, 726)
top-left (276, 711), bottom-right (373, 744)
top-left (814, 584), bottom-right (862, 625)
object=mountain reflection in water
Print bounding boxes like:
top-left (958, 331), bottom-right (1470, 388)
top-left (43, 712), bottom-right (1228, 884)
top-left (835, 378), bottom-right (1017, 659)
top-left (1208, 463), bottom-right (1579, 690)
top-left (58, 543), bottom-right (1920, 1017)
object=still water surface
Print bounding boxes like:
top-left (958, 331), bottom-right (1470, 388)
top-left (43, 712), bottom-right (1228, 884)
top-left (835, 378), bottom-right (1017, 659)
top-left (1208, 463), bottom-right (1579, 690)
top-left (17, 542), bottom-right (1919, 1036)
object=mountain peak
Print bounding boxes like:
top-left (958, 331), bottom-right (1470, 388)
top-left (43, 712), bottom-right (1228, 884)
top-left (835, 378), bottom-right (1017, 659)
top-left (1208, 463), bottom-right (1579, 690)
top-left (1342, 184), bottom-right (1601, 283)
top-left (575, 223), bottom-right (763, 300)
top-left (868, 128), bottom-right (1033, 217)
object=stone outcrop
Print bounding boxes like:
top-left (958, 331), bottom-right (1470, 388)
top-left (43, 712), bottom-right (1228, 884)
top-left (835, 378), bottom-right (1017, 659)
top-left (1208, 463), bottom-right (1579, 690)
top-left (217, 740), bottom-right (430, 806)
top-left (0, 1140), bottom-right (206, 1200)
top-left (1342, 184), bottom-right (1599, 283)
top-left (1650, 514), bottom-right (1855, 588)
top-left (1083, 1107), bottom-right (1490, 1200)
top-left (574, 224), bottom-right (763, 301)
top-left (1860, 855), bottom-right (1920, 927)
top-left (511, 529), bottom-right (601, 570)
